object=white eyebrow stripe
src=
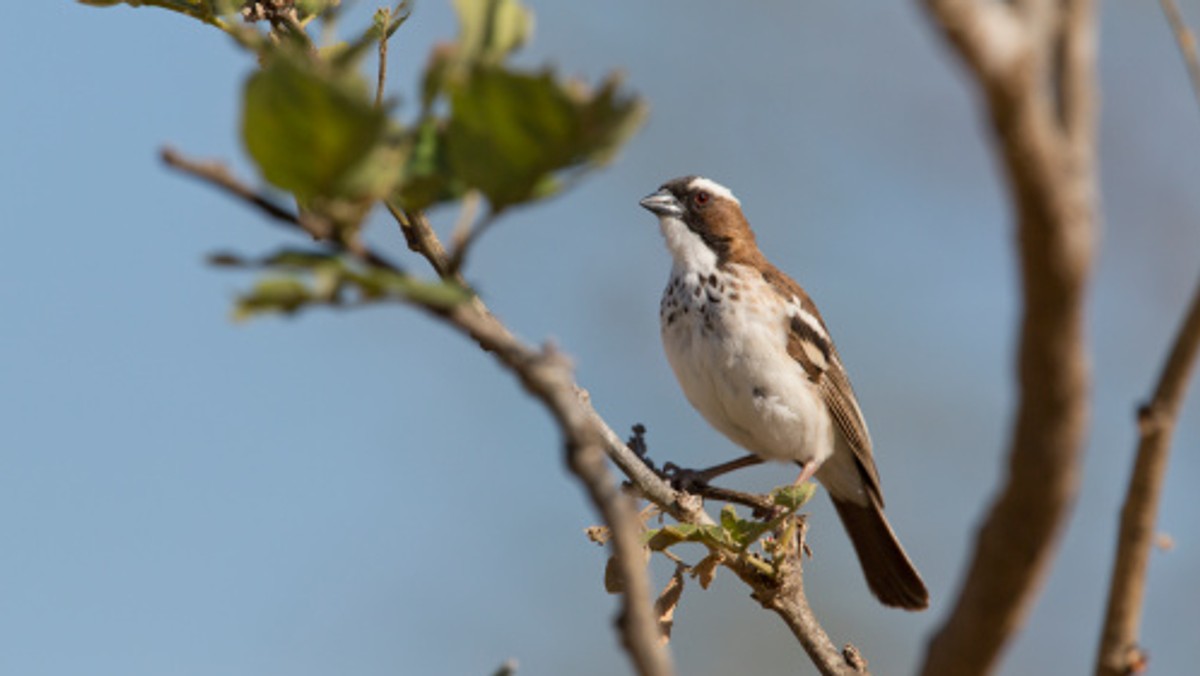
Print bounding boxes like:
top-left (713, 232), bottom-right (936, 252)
top-left (687, 177), bottom-right (740, 206)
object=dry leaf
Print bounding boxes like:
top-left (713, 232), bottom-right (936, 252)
top-left (604, 555), bottom-right (623, 594)
top-left (584, 525), bottom-right (611, 545)
top-left (655, 564), bottom-right (687, 645)
top-left (692, 552), bottom-right (723, 589)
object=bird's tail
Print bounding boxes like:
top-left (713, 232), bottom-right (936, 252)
top-left (831, 497), bottom-right (929, 610)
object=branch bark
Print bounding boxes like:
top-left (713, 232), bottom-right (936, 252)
top-left (918, 0), bottom-right (1098, 673)
top-left (1095, 270), bottom-right (1200, 675)
top-left (1095, 3), bottom-right (1200, 674)
top-left (725, 519), bottom-right (869, 676)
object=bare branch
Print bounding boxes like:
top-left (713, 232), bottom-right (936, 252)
top-left (918, 0), bottom-right (1098, 673)
top-left (447, 205), bottom-right (500, 276)
top-left (161, 147), bottom-right (403, 274)
top-left (724, 519), bottom-right (868, 676)
top-left (923, 0), bottom-right (1028, 86)
top-left (1095, 4), bottom-right (1200, 674)
top-left (1160, 0), bottom-right (1200, 113)
top-left (161, 146), bottom-right (328, 241)
top-left (429, 298), bottom-right (674, 675)
top-left (384, 202), bottom-right (458, 281)
top-left (375, 13), bottom-right (388, 107)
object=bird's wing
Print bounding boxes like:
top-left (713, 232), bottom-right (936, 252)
top-left (764, 264), bottom-right (884, 505)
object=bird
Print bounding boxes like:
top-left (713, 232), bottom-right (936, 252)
top-left (639, 175), bottom-right (929, 610)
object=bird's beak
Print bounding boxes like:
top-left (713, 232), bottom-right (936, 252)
top-left (639, 189), bottom-right (683, 217)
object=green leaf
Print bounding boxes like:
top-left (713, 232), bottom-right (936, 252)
top-left (698, 524), bottom-right (736, 549)
top-left (348, 265), bottom-right (471, 308)
top-left (772, 483), bottom-right (817, 511)
top-left (645, 524), bottom-right (699, 552)
top-left (374, 2), bottom-right (411, 39)
top-left (295, 0), bottom-right (341, 20)
top-left (445, 66), bottom-right (645, 211)
top-left (233, 276), bottom-right (313, 321)
top-left (394, 120), bottom-right (465, 211)
top-left (77, 0), bottom-right (238, 26)
top-left (242, 54), bottom-right (389, 202)
top-left (719, 505), bottom-right (740, 534)
top-left (329, 1), bottom-right (411, 72)
top-left (215, 248), bottom-right (471, 321)
top-left (573, 74), bottom-right (649, 167)
top-left (453, 0), bottom-right (533, 64)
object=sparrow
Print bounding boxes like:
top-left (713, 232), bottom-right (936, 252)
top-left (640, 176), bottom-right (928, 610)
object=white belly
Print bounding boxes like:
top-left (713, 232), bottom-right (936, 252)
top-left (660, 270), bottom-right (834, 467)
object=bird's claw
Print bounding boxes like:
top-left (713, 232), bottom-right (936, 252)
top-left (661, 462), bottom-right (711, 493)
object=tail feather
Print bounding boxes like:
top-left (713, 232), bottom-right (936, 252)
top-left (831, 497), bottom-right (929, 610)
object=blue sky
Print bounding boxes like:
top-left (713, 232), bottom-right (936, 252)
top-left (3, 1), bottom-right (1200, 674)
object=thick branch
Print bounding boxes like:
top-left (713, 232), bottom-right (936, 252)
top-left (1095, 3), bottom-right (1200, 674)
top-left (919, 0), bottom-right (1097, 673)
top-left (923, 0), bottom-right (1028, 86)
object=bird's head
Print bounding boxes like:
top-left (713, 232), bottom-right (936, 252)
top-left (639, 176), bottom-right (757, 270)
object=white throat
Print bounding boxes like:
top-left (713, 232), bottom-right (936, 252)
top-left (657, 215), bottom-right (717, 274)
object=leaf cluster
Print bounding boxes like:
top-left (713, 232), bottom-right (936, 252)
top-left (82, 0), bottom-right (646, 319)
top-left (619, 483), bottom-right (816, 593)
top-left (210, 249), bottom-right (469, 320)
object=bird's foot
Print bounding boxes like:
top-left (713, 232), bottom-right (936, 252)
top-left (661, 462), bottom-right (711, 493)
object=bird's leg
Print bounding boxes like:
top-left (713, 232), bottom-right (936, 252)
top-left (664, 453), bottom-right (764, 492)
top-left (793, 460), bottom-right (818, 486)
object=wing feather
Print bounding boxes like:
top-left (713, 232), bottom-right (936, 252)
top-left (763, 263), bottom-right (884, 505)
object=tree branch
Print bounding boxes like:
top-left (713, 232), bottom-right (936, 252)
top-left (165, 139), bottom-right (867, 676)
top-left (918, 0), bottom-right (1098, 673)
top-left (741, 519), bottom-right (869, 676)
top-left (160, 147), bottom-right (404, 274)
top-left (1095, 3), bottom-right (1200, 674)
top-left (1159, 0), bottom-right (1200, 107)
top-left (385, 202), bottom-right (460, 283)
top-left (161, 147), bottom-right (330, 241)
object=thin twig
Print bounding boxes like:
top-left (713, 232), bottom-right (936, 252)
top-left (1160, 0), bottom-right (1200, 114)
top-left (161, 147), bottom-right (403, 273)
top-left (447, 206), bottom-right (500, 275)
top-left (162, 147), bottom-right (325, 239)
top-left (687, 484), bottom-right (777, 516)
top-left (449, 190), bottom-right (482, 253)
top-left (384, 202), bottom-right (460, 283)
top-left (1095, 4), bottom-right (1200, 674)
top-left (375, 7), bottom-right (389, 108)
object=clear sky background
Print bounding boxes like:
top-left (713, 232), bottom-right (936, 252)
top-left (4, 1), bottom-right (1200, 674)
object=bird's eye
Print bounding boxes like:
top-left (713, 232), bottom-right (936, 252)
top-left (694, 191), bottom-right (711, 207)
